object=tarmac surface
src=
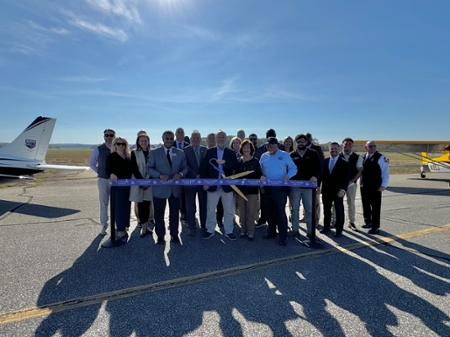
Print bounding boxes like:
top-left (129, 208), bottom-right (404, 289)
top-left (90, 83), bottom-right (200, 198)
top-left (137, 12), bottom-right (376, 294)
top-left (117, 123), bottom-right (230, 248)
top-left (0, 170), bottom-right (449, 337)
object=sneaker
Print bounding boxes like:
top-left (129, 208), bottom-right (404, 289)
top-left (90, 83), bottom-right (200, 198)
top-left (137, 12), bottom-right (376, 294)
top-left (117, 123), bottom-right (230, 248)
top-left (368, 228), bottom-right (380, 234)
top-left (225, 233), bottom-right (237, 240)
top-left (361, 223), bottom-right (372, 229)
top-left (202, 232), bottom-right (215, 240)
top-left (348, 223), bottom-right (357, 231)
top-left (100, 226), bottom-right (107, 235)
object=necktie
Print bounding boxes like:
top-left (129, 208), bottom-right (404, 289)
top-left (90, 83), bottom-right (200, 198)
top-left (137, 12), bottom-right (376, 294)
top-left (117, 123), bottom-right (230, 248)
top-left (195, 148), bottom-right (200, 165)
top-left (167, 149), bottom-right (172, 168)
top-left (329, 158), bottom-right (335, 173)
top-left (178, 142), bottom-right (182, 149)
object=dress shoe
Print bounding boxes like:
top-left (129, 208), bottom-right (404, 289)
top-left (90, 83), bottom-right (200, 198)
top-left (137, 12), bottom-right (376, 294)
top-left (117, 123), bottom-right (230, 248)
top-left (157, 237), bottom-right (165, 244)
top-left (348, 223), bottom-right (357, 231)
top-left (117, 232), bottom-right (128, 240)
top-left (368, 228), bottom-right (380, 234)
top-left (171, 235), bottom-right (180, 243)
top-left (334, 232), bottom-right (343, 238)
top-left (279, 240), bottom-right (287, 246)
top-left (361, 223), bottom-right (372, 229)
top-left (320, 228), bottom-right (331, 234)
top-left (263, 233), bottom-right (277, 239)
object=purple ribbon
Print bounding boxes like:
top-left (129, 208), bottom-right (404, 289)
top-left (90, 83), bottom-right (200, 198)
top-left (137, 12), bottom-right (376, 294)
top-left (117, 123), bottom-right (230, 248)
top-left (111, 178), bottom-right (317, 188)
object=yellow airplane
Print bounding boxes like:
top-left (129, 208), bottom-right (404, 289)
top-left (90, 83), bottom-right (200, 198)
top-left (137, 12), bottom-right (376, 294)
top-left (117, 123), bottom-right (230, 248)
top-left (353, 140), bottom-right (450, 186)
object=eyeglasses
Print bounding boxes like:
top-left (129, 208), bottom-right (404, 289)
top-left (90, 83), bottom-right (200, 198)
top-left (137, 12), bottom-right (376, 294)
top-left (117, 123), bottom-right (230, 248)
top-left (296, 139), bottom-right (306, 143)
top-left (368, 145), bottom-right (376, 148)
top-left (237, 133), bottom-right (245, 136)
top-left (115, 142), bottom-right (126, 146)
top-left (104, 134), bottom-right (115, 137)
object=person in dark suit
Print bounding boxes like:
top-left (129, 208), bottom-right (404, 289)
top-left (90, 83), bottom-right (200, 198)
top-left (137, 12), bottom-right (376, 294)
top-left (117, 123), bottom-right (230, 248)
top-left (360, 140), bottom-right (390, 234)
top-left (319, 142), bottom-right (350, 238)
top-left (183, 130), bottom-right (207, 236)
top-left (146, 130), bottom-right (188, 244)
top-left (174, 127), bottom-right (189, 222)
top-left (200, 130), bottom-right (239, 240)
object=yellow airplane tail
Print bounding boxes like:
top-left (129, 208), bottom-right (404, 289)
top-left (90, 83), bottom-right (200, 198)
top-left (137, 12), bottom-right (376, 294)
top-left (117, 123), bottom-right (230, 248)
top-left (421, 152), bottom-right (429, 165)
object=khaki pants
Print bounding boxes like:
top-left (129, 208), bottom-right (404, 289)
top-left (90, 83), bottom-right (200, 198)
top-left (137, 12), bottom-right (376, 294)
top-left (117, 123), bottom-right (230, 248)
top-left (237, 193), bottom-right (258, 237)
top-left (345, 183), bottom-right (357, 224)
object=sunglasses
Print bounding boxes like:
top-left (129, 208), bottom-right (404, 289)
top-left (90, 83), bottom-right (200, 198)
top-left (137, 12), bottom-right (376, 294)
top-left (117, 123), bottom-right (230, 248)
top-left (115, 142), bottom-right (126, 146)
top-left (249, 138), bottom-right (257, 141)
top-left (296, 139), bottom-right (306, 143)
top-left (104, 134), bottom-right (115, 137)
top-left (368, 145), bottom-right (376, 148)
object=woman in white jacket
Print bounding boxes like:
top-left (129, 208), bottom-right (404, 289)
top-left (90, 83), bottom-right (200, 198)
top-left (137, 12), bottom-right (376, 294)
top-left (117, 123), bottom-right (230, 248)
top-left (130, 133), bottom-right (154, 237)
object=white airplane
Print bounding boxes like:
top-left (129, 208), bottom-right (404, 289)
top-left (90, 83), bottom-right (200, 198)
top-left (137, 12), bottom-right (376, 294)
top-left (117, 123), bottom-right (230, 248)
top-left (0, 116), bottom-right (89, 179)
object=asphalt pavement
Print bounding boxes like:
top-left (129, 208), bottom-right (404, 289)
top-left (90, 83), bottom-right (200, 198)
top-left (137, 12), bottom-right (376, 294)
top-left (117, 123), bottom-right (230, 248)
top-left (0, 170), bottom-right (449, 337)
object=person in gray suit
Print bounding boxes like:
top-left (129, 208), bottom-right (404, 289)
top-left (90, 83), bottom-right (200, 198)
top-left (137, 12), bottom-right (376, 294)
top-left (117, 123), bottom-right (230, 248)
top-left (147, 130), bottom-right (188, 244)
top-left (183, 130), bottom-right (207, 235)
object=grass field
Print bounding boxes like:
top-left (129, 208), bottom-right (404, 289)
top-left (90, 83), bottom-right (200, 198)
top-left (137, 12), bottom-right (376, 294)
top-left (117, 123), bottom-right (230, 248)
top-left (44, 149), bottom-right (425, 176)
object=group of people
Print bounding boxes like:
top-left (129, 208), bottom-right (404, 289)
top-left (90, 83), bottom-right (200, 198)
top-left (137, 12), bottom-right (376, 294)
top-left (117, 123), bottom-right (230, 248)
top-left (89, 127), bottom-right (389, 246)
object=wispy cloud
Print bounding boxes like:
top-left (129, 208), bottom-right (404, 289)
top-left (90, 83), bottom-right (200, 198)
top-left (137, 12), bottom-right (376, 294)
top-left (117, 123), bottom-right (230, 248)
top-left (27, 20), bottom-right (70, 35)
top-left (85, 0), bottom-right (142, 24)
top-left (210, 77), bottom-right (238, 101)
top-left (68, 16), bottom-right (128, 42)
top-left (2, 20), bottom-right (69, 55)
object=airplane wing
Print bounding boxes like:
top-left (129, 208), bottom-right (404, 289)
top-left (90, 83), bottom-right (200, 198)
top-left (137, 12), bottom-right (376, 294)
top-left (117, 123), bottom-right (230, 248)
top-left (36, 164), bottom-right (90, 171)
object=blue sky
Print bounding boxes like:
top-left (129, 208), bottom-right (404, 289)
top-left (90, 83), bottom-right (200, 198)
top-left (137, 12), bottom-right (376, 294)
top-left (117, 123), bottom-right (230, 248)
top-left (1, 0), bottom-right (449, 145)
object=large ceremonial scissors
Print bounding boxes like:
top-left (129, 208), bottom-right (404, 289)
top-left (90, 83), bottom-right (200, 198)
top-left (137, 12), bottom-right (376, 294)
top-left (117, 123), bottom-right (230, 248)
top-left (209, 158), bottom-right (253, 201)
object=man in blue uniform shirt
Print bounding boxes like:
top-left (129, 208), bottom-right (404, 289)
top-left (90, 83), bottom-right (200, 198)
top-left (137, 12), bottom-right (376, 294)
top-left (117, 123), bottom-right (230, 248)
top-left (259, 137), bottom-right (297, 246)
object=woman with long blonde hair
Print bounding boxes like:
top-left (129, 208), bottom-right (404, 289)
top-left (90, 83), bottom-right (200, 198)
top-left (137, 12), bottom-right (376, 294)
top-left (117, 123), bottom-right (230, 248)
top-left (107, 136), bottom-right (133, 240)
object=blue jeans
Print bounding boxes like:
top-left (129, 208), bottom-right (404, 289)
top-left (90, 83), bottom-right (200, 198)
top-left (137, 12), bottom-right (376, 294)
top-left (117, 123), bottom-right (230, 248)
top-left (289, 187), bottom-right (313, 236)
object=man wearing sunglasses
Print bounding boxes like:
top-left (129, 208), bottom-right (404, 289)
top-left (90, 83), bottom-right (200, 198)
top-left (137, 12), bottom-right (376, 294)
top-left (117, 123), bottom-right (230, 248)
top-left (360, 140), bottom-right (390, 234)
top-left (89, 128), bottom-right (116, 235)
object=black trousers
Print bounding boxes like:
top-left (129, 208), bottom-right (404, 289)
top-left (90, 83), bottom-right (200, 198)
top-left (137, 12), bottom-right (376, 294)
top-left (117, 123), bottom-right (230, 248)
top-left (153, 194), bottom-right (180, 238)
top-left (184, 185), bottom-right (207, 230)
top-left (361, 187), bottom-right (382, 229)
top-left (322, 194), bottom-right (344, 233)
top-left (264, 186), bottom-right (289, 242)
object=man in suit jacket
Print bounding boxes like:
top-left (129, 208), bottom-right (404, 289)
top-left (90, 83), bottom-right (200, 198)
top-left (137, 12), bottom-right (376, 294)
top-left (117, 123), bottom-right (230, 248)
top-left (319, 142), bottom-right (350, 238)
top-left (200, 130), bottom-right (239, 240)
top-left (147, 130), bottom-right (188, 244)
top-left (183, 130), bottom-right (207, 235)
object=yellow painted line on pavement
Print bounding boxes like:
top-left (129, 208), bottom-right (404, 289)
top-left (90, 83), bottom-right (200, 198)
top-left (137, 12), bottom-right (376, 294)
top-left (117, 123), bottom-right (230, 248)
top-left (1, 223), bottom-right (449, 325)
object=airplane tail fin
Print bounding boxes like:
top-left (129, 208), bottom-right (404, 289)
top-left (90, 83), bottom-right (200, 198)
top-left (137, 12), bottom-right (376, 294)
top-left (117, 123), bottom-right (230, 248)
top-left (420, 152), bottom-right (430, 165)
top-left (0, 117), bottom-right (56, 162)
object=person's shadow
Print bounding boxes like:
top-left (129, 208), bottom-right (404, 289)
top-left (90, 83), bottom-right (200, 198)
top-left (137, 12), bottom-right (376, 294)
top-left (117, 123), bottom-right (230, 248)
top-left (34, 235), bottom-right (104, 337)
